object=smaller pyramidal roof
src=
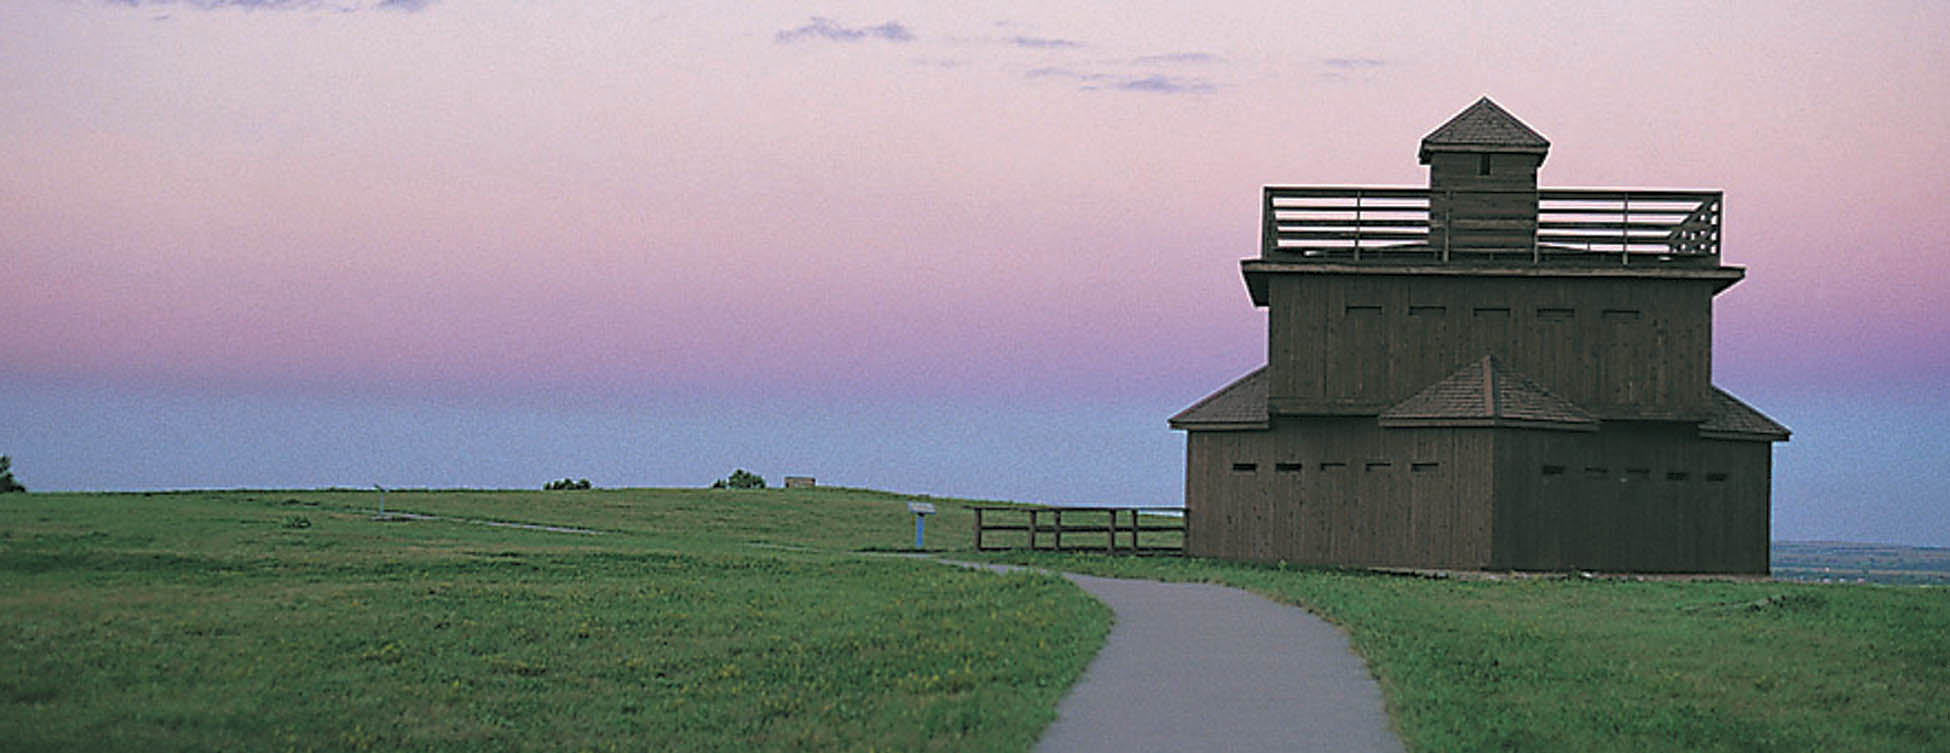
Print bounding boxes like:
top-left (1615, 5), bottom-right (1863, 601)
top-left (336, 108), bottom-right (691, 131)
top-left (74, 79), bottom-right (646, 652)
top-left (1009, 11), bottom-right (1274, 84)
top-left (1700, 388), bottom-right (1792, 441)
top-left (1168, 367), bottom-right (1269, 430)
top-left (1419, 97), bottom-right (1550, 163)
top-left (1379, 355), bottom-right (1596, 431)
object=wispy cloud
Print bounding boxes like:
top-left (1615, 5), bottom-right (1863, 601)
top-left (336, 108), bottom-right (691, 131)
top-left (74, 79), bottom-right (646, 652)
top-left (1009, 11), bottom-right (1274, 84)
top-left (104, 0), bottom-right (435, 10)
top-left (1322, 57), bottom-right (1387, 69)
top-left (1027, 67), bottom-right (1215, 95)
top-left (1317, 57), bottom-right (1391, 83)
top-left (1010, 35), bottom-right (1082, 49)
top-left (775, 17), bottom-right (914, 44)
top-left (1132, 52), bottom-right (1220, 65)
top-left (1113, 75), bottom-right (1215, 94)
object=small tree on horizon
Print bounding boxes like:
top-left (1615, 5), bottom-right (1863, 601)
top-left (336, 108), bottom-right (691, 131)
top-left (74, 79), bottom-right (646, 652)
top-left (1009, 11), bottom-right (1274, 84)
top-left (711, 469), bottom-right (766, 489)
top-left (0, 455), bottom-right (25, 494)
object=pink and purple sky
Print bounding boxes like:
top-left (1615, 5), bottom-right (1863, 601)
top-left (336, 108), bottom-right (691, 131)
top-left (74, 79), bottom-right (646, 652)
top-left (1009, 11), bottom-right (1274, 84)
top-left (3, 1), bottom-right (1947, 546)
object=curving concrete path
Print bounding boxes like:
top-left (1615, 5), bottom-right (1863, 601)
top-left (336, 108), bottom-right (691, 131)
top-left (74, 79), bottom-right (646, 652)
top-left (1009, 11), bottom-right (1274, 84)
top-left (1029, 572), bottom-right (1405, 753)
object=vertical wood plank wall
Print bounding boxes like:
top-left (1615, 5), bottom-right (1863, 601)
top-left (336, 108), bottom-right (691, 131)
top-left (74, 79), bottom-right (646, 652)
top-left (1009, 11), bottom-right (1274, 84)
top-left (1492, 426), bottom-right (1771, 573)
top-left (1264, 274), bottom-right (1717, 420)
top-left (1188, 421), bottom-right (1773, 573)
top-left (1186, 419), bottom-right (1496, 569)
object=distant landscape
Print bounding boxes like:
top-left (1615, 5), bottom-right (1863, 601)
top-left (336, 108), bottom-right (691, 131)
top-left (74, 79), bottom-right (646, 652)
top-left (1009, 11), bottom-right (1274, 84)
top-left (1772, 541), bottom-right (1950, 585)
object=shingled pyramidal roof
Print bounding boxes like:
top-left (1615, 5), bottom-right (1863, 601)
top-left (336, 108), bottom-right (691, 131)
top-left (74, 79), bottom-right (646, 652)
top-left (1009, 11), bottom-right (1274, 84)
top-left (1379, 355), bottom-right (1597, 431)
top-left (1418, 96), bottom-right (1550, 163)
top-left (1700, 388), bottom-right (1793, 441)
top-left (1168, 367), bottom-right (1269, 430)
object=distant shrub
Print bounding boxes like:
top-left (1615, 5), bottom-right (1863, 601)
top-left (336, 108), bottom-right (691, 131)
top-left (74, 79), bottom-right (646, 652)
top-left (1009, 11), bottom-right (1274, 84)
top-left (280, 515), bottom-right (312, 529)
top-left (544, 478), bottom-right (593, 491)
top-left (0, 455), bottom-right (24, 494)
top-left (711, 469), bottom-right (766, 489)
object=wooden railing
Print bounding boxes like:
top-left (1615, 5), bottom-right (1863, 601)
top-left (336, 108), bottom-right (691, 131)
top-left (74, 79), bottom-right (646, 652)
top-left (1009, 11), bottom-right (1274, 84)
top-left (1261, 186), bottom-right (1722, 264)
top-left (972, 506), bottom-right (1184, 555)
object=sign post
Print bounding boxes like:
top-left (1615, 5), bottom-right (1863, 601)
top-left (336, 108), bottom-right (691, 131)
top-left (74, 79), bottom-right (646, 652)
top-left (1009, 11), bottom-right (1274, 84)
top-left (906, 502), bottom-right (936, 550)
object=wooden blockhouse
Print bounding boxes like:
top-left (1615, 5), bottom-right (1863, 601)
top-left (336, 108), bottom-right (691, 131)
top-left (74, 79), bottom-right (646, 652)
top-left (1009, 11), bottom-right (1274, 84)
top-left (1171, 98), bottom-right (1789, 573)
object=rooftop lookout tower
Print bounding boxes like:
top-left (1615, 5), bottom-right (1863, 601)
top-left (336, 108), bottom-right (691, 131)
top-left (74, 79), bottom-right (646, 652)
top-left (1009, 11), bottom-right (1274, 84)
top-left (1259, 96), bottom-right (1722, 266)
top-left (1175, 98), bottom-right (1785, 574)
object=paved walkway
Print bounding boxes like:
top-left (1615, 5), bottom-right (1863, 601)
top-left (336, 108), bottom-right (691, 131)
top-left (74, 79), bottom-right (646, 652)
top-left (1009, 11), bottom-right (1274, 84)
top-left (1027, 572), bottom-right (1404, 753)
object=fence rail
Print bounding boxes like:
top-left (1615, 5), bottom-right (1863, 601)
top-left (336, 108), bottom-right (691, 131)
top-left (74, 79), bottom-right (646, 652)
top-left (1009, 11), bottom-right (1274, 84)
top-left (971, 506), bottom-right (1184, 555)
top-left (1261, 186), bottom-right (1722, 264)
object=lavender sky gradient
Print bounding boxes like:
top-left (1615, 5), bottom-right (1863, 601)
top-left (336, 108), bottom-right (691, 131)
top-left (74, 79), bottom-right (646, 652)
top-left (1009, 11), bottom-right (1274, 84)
top-left (3, 1), bottom-right (1947, 546)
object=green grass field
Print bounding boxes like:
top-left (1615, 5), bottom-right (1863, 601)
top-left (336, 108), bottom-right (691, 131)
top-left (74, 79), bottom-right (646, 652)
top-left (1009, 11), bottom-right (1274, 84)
top-left (5, 487), bottom-right (1947, 752)
top-left (978, 551), bottom-right (1950, 753)
top-left (0, 489), bottom-right (1108, 752)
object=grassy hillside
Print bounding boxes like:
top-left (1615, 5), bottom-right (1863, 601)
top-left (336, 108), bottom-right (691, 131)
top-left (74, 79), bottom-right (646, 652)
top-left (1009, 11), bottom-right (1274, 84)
top-left (0, 488), bottom-right (1108, 752)
top-left (8, 487), bottom-right (1946, 752)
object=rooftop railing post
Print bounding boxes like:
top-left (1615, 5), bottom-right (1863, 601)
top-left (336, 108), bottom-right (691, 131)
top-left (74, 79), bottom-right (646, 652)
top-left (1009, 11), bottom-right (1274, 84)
top-left (1261, 187), bottom-right (1275, 257)
top-left (1352, 189), bottom-right (1363, 261)
top-left (1531, 189), bottom-right (1541, 264)
top-left (1441, 192), bottom-right (1452, 262)
top-left (1621, 193), bottom-right (1632, 265)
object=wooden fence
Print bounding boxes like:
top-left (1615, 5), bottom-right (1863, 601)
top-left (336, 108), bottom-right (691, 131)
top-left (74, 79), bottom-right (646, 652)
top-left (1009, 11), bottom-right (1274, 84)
top-left (971, 506), bottom-right (1184, 555)
top-left (1261, 186), bottom-right (1722, 263)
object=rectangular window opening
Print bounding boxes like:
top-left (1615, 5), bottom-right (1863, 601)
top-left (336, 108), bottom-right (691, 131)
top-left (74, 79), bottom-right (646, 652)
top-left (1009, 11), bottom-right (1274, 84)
top-left (1319, 461), bottom-right (1347, 471)
top-left (1626, 468), bottom-right (1651, 481)
top-left (1478, 154), bottom-right (1492, 176)
top-left (1231, 462), bottom-right (1257, 473)
top-left (1365, 461), bottom-right (1393, 472)
top-left (1603, 308), bottom-right (1643, 322)
top-left (1706, 472), bottom-right (1729, 483)
top-left (1275, 462), bottom-right (1304, 473)
top-left (1474, 306), bottom-right (1511, 319)
top-left (1538, 307), bottom-right (1576, 321)
top-left (1345, 304), bottom-right (1383, 317)
top-left (1666, 471), bottom-right (1691, 482)
top-left (1409, 305), bottom-right (1447, 317)
top-left (1541, 465), bottom-right (1566, 476)
top-left (1584, 466), bottom-right (1610, 480)
top-left (1411, 462), bottom-right (1440, 473)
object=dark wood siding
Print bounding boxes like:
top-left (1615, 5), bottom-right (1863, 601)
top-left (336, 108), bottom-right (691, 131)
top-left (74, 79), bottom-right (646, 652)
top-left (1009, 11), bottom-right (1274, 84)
top-left (1188, 419), bottom-right (1771, 574)
top-left (1490, 424), bottom-right (1771, 573)
top-left (1266, 273), bottom-right (1716, 420)
top-left (1183, 419), bottom-right (1495, 569)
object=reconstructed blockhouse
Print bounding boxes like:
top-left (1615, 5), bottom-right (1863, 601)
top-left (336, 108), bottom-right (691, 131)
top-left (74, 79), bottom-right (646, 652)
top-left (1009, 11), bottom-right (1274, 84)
top-left (1170, 99), bottom-right (1789, 573)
